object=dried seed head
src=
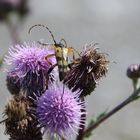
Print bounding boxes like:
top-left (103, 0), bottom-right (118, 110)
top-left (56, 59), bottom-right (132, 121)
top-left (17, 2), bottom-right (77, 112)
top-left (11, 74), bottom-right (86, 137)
top-left (64, 44), bottom-right (109, 97)
top-left (4, 95), bottom-right (42, 140)
top-left (5, 95), bottom-right (28, 120)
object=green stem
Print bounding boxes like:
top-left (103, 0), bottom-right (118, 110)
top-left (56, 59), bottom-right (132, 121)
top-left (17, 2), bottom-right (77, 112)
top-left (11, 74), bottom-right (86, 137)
top-left (84, 86), bottom-right (140, 135)
top-left (132, 78), bottom-right (138, 91)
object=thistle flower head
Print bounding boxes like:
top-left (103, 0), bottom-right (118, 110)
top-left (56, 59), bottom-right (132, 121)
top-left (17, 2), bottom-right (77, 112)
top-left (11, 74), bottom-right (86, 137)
top-left (5, 42), bottom-right (56, 95)
top-left (127, 64), bottom-right (140, 79)
top-left (35, 82), bottom-right (86, 138)
top-left (0, 0), bottom-right (21, 8)
top-left (4, 95), bottom-right (42, 140)
top-left (0, 0), bottom-right (12, 20)
top-left (64, 44), bottom-right (109, 97)
top-left (0, 0), bottom-right (29, 20)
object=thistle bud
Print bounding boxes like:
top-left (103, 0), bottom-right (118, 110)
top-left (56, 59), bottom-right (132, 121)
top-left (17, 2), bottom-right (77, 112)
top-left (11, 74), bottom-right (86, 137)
top-left (127, 64), bottom-right (140, 79)
top-left (6, 74), bottom-right (20, 95)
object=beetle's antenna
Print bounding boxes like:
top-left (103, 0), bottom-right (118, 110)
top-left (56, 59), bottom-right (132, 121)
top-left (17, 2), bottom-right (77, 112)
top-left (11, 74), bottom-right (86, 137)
top-left (28, 24), bottom-right (57, 44)
top-left (37, 41), bottom-right (49, 46)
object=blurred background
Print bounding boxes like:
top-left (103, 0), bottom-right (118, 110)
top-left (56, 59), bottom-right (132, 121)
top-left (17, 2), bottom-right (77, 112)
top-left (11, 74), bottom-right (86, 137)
top-left (0, 0), bottom-right (140, 139)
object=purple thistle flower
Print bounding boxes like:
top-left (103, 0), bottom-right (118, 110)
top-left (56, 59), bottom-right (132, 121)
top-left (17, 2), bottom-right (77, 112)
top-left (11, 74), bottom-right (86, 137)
top-left (0, 0), bottom-right (29, 20)
top-left (0, 0), bottom-right (21, 8)
top-left (5, 42), bottom-right (56, 95)
top-left (35, 82), bottom-right (86, 138)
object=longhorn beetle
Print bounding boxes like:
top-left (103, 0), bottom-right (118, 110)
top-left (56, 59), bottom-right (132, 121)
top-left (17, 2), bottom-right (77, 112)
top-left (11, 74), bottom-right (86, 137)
top-left (28, 24), bottom-right (79, 81)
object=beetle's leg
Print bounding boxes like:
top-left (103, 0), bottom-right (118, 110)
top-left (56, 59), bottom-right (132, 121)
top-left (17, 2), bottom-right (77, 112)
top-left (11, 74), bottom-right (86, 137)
top-left (68, 47), bottom-right (80, 60)
top-left (60, 38), bottom-right (67, 47)
top-left (47, 63), bottom-right (57, 75)
top-left (45, 54), bottom-right (55, 65)
top-left (46, 63), bottom-right (57, 89)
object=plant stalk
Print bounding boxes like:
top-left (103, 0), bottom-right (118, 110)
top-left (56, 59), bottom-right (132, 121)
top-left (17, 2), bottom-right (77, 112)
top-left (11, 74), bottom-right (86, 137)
top-left (84, 86), bottom-right (140, 135)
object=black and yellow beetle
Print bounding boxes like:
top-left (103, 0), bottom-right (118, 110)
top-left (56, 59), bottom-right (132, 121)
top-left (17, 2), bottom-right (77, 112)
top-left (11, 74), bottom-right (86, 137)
top-left (29, 24), bottom-right (78, 81)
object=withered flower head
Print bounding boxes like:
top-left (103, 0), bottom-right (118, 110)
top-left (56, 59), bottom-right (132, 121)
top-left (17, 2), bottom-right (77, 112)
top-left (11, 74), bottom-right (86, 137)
top-left (4, 95), bottom-right (42, 140)
top-left (64, 44), bottom-right (109, 97)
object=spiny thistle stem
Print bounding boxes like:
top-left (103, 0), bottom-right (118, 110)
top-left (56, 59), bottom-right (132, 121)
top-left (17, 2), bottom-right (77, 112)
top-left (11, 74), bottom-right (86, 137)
top-left (6, 19), bottom-right (21, 44)
top-left (76, 98), bottom-right (86, 140)
top-left (84, 86), bottom-right (140, 135)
